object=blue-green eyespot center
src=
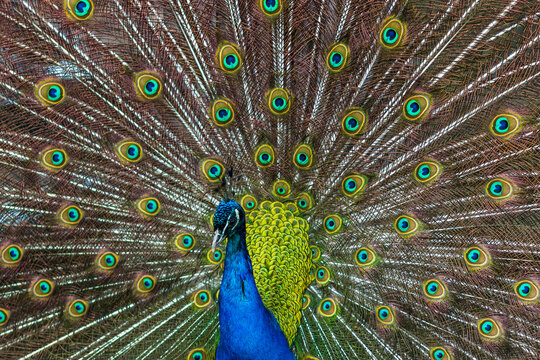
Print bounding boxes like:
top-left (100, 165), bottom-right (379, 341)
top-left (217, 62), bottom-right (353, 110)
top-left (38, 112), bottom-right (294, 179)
top-left (345, 117), bottom-right (359, 131)
top-left (379, 308), bottom-right (388, 319)
top-left (494, 117), bottom-right (509, 134)
top-left (39, 281), bottom-right (51, 294)
top-left (264, 0), bottom-right (279, 12)
top-left (105, 254), bottom-right (115, 266)
top-left (223, 54), bottom-right (239, 69)
top-left (277, 187), bottom-right (285, 194)
top-left (518, 283), bottom-right (531, 296)
top-left (383, 28), bottom-right (398, 44)
top-left (398, 219), bottom-right (409, 231)
top-left (145, 200), bottom-right (158, 213)
top-left (406, 100), bottom-right (421, 116)
top-left (0, 311), bottom-right (5, 322)
top-left (144, 79), bottom-right (159, 96)
top-left (68, 208), bottom-right (80, 221)
top-left (143, 278), bottom-right (153, 289)
top-left (330, 52), bottom-right (344, 67)
top-left (199, 293), bottom-right (208, 302)
top-left (296, 152), bottom-right (309, 165)
top-left (209, 165), bottom-right (222, 178)
top-left (51, 151), bottom-right (64, 165)
top-left (345, 179), bottom-right (357, 191)
top-left (126, 145), bottom-right (140, 159)
top-left (272, 97), bottom-right (287, 111)
top-left (481, 321), bottom-right (493, 334)
top-left (433, 350), bottom-right (445, 359)
top-left (358, 250), bottom-right (368, 262)
top-left (246, 201), bottom-right (254, 209)
top-left (298, 199), bottom-right (307, 208)
top-left (489, 181), bottom-right (503, 196)
top-left (192, 352), bottom-right (203, 360)
top-left (48, 85), bottom-right (62, 101)
top-left (183, 236), bottom-right (193, 246)
top-left (317, 269), bottom-right (325, 278)
top-left (75, 0), bottom-right (91, 16)
top-left (259, 152), bottom-right (272, 164)
top-left (326, 218), bottom-right (335, 229)
top-left (216, 108), bottom-right (231, 122)
top-left (74, 301), bottom-right (85, 313)
top-left (8, 247), bottom-right (20, 260)
top-left (467, 249), bottom-right (480, 263)
top-left (214, 250), bottom-right (222, 260)
top-left (322, 301), bottom-right (331, 310)
top-left (427, 282), bottom-right (438, 294)
top-left (417, 165), bottom-right (430, 179)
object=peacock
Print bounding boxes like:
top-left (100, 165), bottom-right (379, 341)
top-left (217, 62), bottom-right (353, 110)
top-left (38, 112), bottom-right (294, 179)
top-left (0, 0), bottom-right (539, 358)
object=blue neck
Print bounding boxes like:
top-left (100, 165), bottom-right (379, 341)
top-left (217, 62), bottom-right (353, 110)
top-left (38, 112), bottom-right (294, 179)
top-left (216, 222), bottom-right (294, 360)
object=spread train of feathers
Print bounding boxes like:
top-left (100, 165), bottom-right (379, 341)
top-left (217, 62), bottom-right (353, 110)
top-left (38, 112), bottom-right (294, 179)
top-left (0, 0), bottom-right (539, 359)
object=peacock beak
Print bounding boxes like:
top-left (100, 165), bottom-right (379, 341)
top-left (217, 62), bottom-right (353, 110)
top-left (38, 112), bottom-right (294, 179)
top-left (212, 229), bottom-right (226, 252)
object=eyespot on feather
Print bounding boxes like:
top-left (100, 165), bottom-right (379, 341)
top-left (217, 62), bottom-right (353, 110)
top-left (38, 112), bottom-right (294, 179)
top-left (355, 247), bottom-right (378, 268)
top-left (403, 94), bottom-right (431, 121)
top-left (260, 0), bottom-right (282, 16)
top-left (323, 215), bottom-right (342, 234)
top-left (394, 215), bottom-right (420, 237)
top-left (135, 197), bottom-right (161, 217)
top-left (514, 280), bottom-right (539, 302)
top-left (115, 140), bottom-right (143, 164)
top-left (485, 178), bottom-right (514, 200)
top-left (341, 109), bottom-right (367, 136)
top-left (318, 298), bottom-right (337, 317)
top-left (380, 18), bottom-right (405, 48)
top-left (414, 161), bottom-right (442, 183)
top-left (273, 180), bottom-right (291, 198)
top-left (57, 204), bottom-right (83, 227)
top-left (430, 347), bottom-right (452, 360)
top-left (477, 318), bottom-right (503, 340)
top-left (267, 88), bottom-right (292, 115)
top-left (296, 193), bottom-right (313, 212)
top-left (326, 43), bottom-right (349, 72)
top-left (35, 79), bottom-right (65, 106)
top-left (216, 43), bottom-right (242, 73)
top-left (0, 308), bottom-right (9, 326)
top-left (40, 148), bottom-right (68, 172)
top-left (342, 174), bottom-right (368, 197)
top-left (134, 72), bottom-right (162, 100)
top-left (135, 275), bottom-right (156, 294)
top-left (1, 244), bottom-right (23, 265)
top-left (293, 144), bottom-right (314, 169)
top-left (464, 246), bottom-right (491, 269)
top-left (211, 98), bottom-right (235, 126)
top-left (254, 144), bottom-right (275, 168)
top-left (423, 279), bottom-right (448, 300)
top-left (489, 113), bottom-right (521, 138)
top-left (96, 251), bottom-right (119, 271)
top-left (65, 0), bottom-right (94, 21)
top-left (201, 159), bottom-right (225, 182)
top-left (187, 348), bottom-right (208, 360)
top-left (31, 278), bottom-right (54, 298)
top-left (175, 233), bottom-right (196, 252)
top-left (193, 289), bottom-right (212, 308)
top-left (376, 305), bottom-right (395, 325)
top-left (66, 299), bottom-right (88, 318)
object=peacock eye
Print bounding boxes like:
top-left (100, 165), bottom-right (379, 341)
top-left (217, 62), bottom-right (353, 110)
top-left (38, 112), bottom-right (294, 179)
top-left (464, 246), bottom-right (490, 268)
top-left (1, 244), bottom-right (23, 265)
top-left (65, 0), bottom-right (94, 20)
top-left (0, 308), bottom-right (9, 326)
top-left (478, 318), bottom-right (502, 339)
top-left (414, 161), bottom-right (442, 183)
top-left (315, 266), bottom-right (330, 285)
top-left (40, 148), bottom-right (69, 172)
top-left (295, 193), bottom-right (313, 212)
top-left (32, 278), bottom-right (54, 297)
top-left (217, 43), bottom-right (242, 73)
top-left (273, 180), bottom-right (291, 198)
top-left (342, 109), bottom-right (367, 136)
top-left (318, 298), bottom-right (337, 317)
top-left (254, 144), bottom-right (275, 168)
top-left (302, 294), bottom-right (311, 309)
top-left (342, 174), bottom-right (368, 197)
top-left (136, 197), bottom-right (161, 217)
top-left (260, 0), bottom-right (281, 16)
top-left (241, 195), bottom-right (258, 212)
top-left (115, 140), bottom-right (143, 163)
top-left (355, 247), bottom-right (377, 267)
top-left (135, 275), bottom-right (156, 293)
top-left (211, 98), bottom-right (235, 126)
top-left (187, 348), bottom-right (207, 360)
top-left (403, 94), bottom-right (431, 121)
top-left (489, 114), bottom-right (520, 138)
top-left (36, 80), bottom-right (65, 106)
top-left (174, 233), bottom-right (196, 252)
top-left (96, 251), bottom-right (119, 270)
top-left (326, 43), bottom-right (349, 72)
top-left (376, 305), bottom-right (395, 325)
top-left (201, 159), bottom-right (225, 182)
top-left (514, 280), bottom-right (539, 302)
top-left (323, 215), bottom-right (342, 234)
top-left (430, 347), bottom-right (451, 360)
top-left (485, 178), bottom-right (514, 200)
top-left (135, 72), bottom-right (162, 100)
top-left (293, 144), bottom-right (314, 169)
top-left (394, 215), bottom-right (420, 236)
top-left (267, 88), bottom-right (292, 115)
top-left (423, 279), bottom-right (448, 300)
top-left (380, 18), bottom-right (405, 48)
top-left (207, 248), bottom-right (224, 264)
top-left (66, 299), bottom-right (88, 318)
top-left (57, 204), bottom-right (83, 227)
top-left (310, 245), bottom-right (321, 262)
top-left (193, 290), bottom-right (212, 308)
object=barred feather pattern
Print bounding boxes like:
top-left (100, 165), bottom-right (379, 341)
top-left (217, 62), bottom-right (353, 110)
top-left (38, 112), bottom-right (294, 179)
top-left (0, 0), bottom-right (539, 359)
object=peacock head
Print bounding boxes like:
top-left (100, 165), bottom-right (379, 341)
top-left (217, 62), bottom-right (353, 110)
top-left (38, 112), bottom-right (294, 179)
top-left (212, 200), bottom-right (245, 251)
